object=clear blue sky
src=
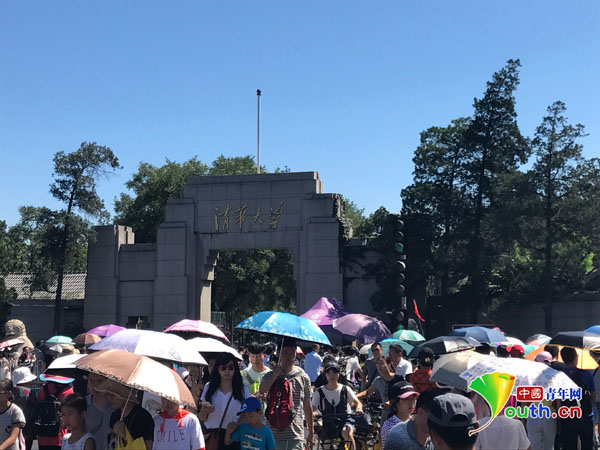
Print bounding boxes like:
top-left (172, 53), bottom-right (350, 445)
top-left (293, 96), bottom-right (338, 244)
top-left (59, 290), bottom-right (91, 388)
top-left (1, 1), bottom-right (599, 226)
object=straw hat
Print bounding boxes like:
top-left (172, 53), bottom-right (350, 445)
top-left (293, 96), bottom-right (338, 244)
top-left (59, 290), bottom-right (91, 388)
top-left (95, 379), bottom-right (139, 403)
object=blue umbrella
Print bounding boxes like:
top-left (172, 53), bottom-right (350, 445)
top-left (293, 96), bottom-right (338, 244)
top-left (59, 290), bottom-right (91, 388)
top-left (586, 325), bottom-right (600, 335)
top-left (450, 326), bottom-right (506, 344)
top-left (46, 335), bottom-right (74, 345)
top-left (236, 311), bottom-right (331, 346)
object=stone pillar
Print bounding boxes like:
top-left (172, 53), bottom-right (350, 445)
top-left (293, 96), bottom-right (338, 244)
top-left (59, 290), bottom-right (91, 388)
top-left (84, 225), bottom-right (134, 329)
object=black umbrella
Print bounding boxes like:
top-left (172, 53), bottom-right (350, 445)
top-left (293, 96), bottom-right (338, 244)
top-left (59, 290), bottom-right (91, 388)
top-left (408, 336), bottom-right (480, 359)
top-left (548, 331), bottom-right (600, 349)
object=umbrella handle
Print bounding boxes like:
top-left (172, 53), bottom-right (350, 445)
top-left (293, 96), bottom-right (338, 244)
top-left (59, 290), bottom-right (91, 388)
top-left (120, 387), bottom-right (135, 421)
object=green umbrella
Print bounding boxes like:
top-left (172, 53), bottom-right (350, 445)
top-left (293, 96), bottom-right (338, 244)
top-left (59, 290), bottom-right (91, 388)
top-left (46, 335), bottom-right (74, 345)
top-left (360, 338), bottom-right (414, 357)
top-left (392, 329), bottom-right (425, 341)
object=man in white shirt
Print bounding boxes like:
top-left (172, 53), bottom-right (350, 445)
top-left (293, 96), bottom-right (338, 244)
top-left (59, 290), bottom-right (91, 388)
top-left (343, 346), bottom-right (363, 388)
top-left (389, 344), bottom-right (413, 379)
top-left (242, 342), bottom-right (272, 395)
top-left (304, 344), bottom-right (323, 384)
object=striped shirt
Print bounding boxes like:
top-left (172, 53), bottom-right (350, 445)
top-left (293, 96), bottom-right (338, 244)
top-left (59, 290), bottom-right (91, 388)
top-left (262, 367), bottom-right (311, 442)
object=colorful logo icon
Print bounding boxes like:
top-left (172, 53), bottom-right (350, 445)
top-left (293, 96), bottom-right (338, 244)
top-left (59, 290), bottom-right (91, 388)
top-left (467, 372), bottom-right (516, 435)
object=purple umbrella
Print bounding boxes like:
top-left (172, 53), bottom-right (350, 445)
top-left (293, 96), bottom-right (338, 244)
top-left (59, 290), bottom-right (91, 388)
top-left (301, 297), bottom-right (353, 326)
top-left (332, 314), bottom-right (391, 344)
top-left (87, 324), bottom-right (125, 338)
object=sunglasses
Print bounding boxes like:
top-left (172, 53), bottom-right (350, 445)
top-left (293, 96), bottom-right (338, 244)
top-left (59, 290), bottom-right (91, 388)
top-left (219, 363), bottom-right (236, 371)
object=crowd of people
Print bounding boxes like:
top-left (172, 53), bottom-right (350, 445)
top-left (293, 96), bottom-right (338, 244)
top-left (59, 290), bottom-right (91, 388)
top-left (0, 325), bottom-right (597, 450)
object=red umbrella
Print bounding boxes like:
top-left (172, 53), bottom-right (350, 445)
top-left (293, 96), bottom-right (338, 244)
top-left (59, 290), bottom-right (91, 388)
top-left (0, 338), bottom-right (24, 350)
top-left (164, 319), bottom-right (229, 342)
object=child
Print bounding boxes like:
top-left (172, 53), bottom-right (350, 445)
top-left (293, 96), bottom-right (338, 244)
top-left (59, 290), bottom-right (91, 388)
top-left (0, 378), bottom-right (26, 450)
top-left (225, 397), bottom-right (275, 450)
top-left (60, 393), bottom-right (96, 450)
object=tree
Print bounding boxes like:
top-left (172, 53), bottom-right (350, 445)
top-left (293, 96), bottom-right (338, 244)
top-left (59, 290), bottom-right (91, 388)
top-left (0, 221), bottom-right (17, 322)
top-left (50, 142), bottom-right (120, 333)
top-left (461, 59), bottom-right (530, 321)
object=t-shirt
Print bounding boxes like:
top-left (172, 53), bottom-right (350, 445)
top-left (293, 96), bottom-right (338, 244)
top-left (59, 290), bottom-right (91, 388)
top-left (364, 358), bottom-right (379, 388)
top-left (232, 422), bottom-right (276, 450)
top-left (304, 351), bottom-right (323, 383)
top-left (474, 416), bottom-right (530, 450)
top-left (395, 359), bottom-right (413, 379)
top-left (61, 432), bottom-right (95, 450)
top-left (85, 394), bottom-right (115, 450)
top-left (408, 368), bottom-right (436, 393)
top-left (242, 366), bottom-right (272, 395)
top-left (200, 383), bottom-right (251, 430)
top-left (312, 384), bottom-right (359, 414)
top-left (109, 404), bottom-right (155, 443)
top-left (381, 415), bottom-right (406, 448)
top-left (0, 403), bottom-right (25, 450)
top-left (371, 376), bottom-right (390, 402)
top-left (345, 357), bottom-right (361, 381)
top-left (153, 409), bottom-right (205, 450)
top-left (384, 419), bottom-right (433, 450)
top-left (261, 366), bottom-right (311, 442)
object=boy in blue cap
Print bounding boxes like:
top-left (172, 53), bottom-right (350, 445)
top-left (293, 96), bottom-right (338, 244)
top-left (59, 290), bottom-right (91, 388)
top-left (225, 397), bottom-right (276, 450)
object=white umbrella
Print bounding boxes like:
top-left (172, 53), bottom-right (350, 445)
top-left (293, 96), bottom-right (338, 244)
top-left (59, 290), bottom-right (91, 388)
top-left (46, 354), bottom-right (85, 370)
top-left (89, 329), bottom-right (206, 365)
top-left (460, 355), bottom-right (578, 394)
top-left (186, 337), bottom-right (242, 360)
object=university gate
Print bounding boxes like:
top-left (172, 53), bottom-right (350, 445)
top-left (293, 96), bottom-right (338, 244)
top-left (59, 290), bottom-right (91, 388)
top-left (84, 172), bottom-right (348, 330)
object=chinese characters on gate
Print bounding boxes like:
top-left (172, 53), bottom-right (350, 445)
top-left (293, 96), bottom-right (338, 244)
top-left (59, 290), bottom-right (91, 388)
top-left (214, 201), bottom-right (285, 231)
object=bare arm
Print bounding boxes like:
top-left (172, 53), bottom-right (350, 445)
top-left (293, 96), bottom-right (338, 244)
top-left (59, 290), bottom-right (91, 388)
top-left (259, 368), bottom-right (282, 396)
top-left (0, 427), bottom-right (20, 450)
top-left (356, 384), bottom-right (375, 400)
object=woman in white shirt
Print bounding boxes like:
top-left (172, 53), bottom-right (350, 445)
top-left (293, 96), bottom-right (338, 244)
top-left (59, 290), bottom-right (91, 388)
top-left (198, 353), bottom-right (250, 449)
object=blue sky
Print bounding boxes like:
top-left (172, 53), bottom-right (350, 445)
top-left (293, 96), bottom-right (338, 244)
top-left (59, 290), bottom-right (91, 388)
top-left (1, 1), bottom-right (599, 226)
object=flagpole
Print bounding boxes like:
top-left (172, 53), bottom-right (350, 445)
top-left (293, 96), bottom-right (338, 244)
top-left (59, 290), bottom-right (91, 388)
top-left (256, 89), bottom-right (261, 174)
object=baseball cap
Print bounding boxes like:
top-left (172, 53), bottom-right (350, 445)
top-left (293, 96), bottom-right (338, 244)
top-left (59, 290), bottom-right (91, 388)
top-left (535, 351), bottom-right (552, 364)
top-left (237, 397), bottom-right (262, 415)
top-left (323, 361), bottom-right (341, 373)
top-left (428, 393), bottom-right (477, 428)
top-left (390, 381), bottom-right (419, 399)
top-left (418, 347), bottom-right (435, 365)
top-left (508, 345), bottom-right (525, 357)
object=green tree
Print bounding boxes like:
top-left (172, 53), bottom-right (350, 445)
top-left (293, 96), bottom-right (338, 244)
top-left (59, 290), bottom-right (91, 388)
top-left (50, 142), bottom-right (120, 333)
top-left (0, 221), bottom-right (17, 322)
top-left (461, 59), bottom-right (530, 321)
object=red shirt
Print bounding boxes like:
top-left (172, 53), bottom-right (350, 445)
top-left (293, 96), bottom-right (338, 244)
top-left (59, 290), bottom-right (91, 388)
top-left (408, 368), bottom-right (436, 393)
top-left (36, 382), bottom-right (74, 446)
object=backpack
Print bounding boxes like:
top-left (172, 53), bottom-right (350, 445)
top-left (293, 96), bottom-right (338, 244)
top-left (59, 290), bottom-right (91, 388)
top-left (266, 372), bottom-right (298, 431)
top-left (317, 386), bottom-right (348, 440)
top-left (562, 369), bottom-right (593, 418)
top-left (33, 384), bottom-right (63, 437)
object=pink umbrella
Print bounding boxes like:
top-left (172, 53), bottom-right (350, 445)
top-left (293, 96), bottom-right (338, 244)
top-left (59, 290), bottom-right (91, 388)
top-left (301, 297), bottom-right (353, 326)
top-left (87, 324), bottom-right (126, 337)
top-left (0, 338), bottom-right (24, 350)
top-left (164, 319), bottom-right (229, 342)
top-left (332, 313), bottom-right (391, 344)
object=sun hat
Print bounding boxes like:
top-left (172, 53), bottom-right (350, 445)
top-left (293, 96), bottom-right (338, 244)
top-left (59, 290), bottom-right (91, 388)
top-left (428, 393), bottom-right (477, 429)
top-left (237, 397), bottom-right (262, 415)
top-left (96, 379), bottom-right (138, 403)
top-left (12, 367), bottom-right (37, 385)
top-left (390, 381), bottom-right (419, 399)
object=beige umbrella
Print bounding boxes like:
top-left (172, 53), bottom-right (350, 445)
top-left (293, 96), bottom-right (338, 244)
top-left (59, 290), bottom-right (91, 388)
top-left (76, 349), bottom-right (195, 407)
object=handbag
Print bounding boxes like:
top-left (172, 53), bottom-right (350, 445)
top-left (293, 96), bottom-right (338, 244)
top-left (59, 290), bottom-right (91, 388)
top-left (116, 425), bottom-right (146, 450)
top-left (205, 393), bottom-right (234, 450)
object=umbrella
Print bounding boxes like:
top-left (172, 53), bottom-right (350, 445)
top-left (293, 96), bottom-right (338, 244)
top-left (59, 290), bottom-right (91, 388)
top-left (549, 331), bottom-right (600, 350)
top-left (332, 314), bottom-right (391, 344)
top-left (0, 338), bottom-right (24, 350)
top-left (392, 329), bottom-right (425, 342)
top-left (300, 297), bottom-right (353, 326)
top-left (87, 324), bottom-right (126, 337)
top-left (459, 354), bottom-right (579, 395)
top-left (46, 335), bottom-right (75, 345)
top-left (89, 329), bottom-right (207, 365)
top-left (74, 333), bottom-right (102, 346)
top-left (450, 326), bottom-right (506, 344)
top-left (431, 351), bottom-right (489, 389)
top-left (39, 343), bottom-right (66, 358)
top-left (44, 354), bottom-right (86, 378)
top-left (408, 336), bottom-right (480, 359)
top-left (526, 344), bottom-right (598, 370)
top-left (586, 325), bottom-right (600, 335)
top-left (360, 339), bottom-right (414, 357)
top-left (236, 311), bottom-right (331, 346)
top-left (76, 349), bottom-right (195, 407)
top-left (504, 336), bottom-right (525, 346)
top-left (164, 319), bottom-right (229, 343)
top-left (526, 334), bottom-right (551, 346)
top-left (186, 337), bottom-right (243, 360)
